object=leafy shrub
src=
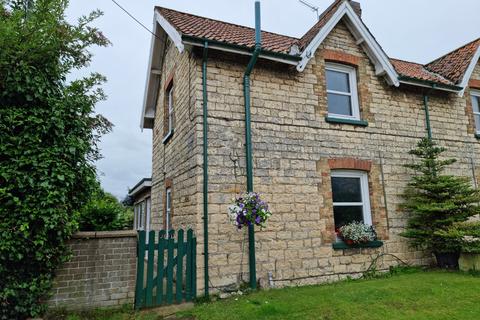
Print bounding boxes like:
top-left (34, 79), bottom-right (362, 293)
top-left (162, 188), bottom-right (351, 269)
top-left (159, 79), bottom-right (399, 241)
top-left (78, 188), bottom-right (133, 231)
top-left (0, 1), bottom-right (109, 318)
top-left (402, 138), bottom-right (480, 254)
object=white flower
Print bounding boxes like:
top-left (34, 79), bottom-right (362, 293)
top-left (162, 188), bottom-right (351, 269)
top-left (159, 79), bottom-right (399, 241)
top-left (227, 205), bottom-right (239, 223)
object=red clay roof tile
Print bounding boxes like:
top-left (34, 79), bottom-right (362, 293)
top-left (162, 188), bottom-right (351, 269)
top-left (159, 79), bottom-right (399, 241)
top-left (390, 58), bottom-right (455, 86)
top-left (156, 2), bottom-right (479, 88)
top-left (157, 6), bottom-right (298, 54)
top-left (425, 38), bottom-right (480, 84)
top-left (297, 0), bottom-right (344, 50)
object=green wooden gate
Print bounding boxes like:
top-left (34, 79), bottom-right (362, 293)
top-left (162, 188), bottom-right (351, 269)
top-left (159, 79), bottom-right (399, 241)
top-left (135, 229), bottom-right (196, 309)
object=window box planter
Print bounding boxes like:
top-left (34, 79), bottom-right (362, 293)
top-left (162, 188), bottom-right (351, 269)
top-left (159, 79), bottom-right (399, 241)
top-left (325, 116), bottom-right (368, 127)
top-left (332, 240), bottom-right (383, 250)
top-left (459, 252), bottom-right (480, 272)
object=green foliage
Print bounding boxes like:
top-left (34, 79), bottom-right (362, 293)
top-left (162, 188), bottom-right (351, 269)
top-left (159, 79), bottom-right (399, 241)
top-left (401, 138), bottom-right (480, 254)
top-left (45, 304), bottom-right (162, 320)
top-left (362, 265), bottom-right (423, 280)
top-left (0, 1), bottom-right (110, 318)
top-left (441, 221), bottom-right (480, 254)
top-left (78, 186), bottom-right (133, 231)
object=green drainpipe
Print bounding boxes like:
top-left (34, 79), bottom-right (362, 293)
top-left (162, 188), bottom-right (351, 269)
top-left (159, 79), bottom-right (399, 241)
top-left (202, 41), bottom-right (209, 297)
top-left (423, 94), bottom-right (432, 139)
top-left (423, 87), bottom-right (435, 140)
top-left (243, 0), bottom-right (262, 290)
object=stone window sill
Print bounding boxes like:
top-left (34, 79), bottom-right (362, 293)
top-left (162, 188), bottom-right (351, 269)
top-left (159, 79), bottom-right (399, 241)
top-left (332, 240), bottom-right (383, 250)
top-left (325, 116), bottom-right (368, 127)
top-left (162, 129), bottom-right (174, 144)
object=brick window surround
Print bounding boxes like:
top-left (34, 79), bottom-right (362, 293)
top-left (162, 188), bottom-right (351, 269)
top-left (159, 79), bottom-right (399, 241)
top-left (317, 157), bottom-right (388, 244)
top-left (328, 158), bottom-right (372, 171)
top-left (320, 49), bottom-right (374, 125)
top-left (163, 178), bottom-right (173, 230)
top-left (469, 79), bottom-right (480, 89)
top-left (323, 49), bottom-right (360, 67)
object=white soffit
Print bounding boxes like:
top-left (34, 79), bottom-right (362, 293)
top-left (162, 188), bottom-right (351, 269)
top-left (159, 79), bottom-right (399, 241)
top-left (457, 46), bottom-right (480, 97)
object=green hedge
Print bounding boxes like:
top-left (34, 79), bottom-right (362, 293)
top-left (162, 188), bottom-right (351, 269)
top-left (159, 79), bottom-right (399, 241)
top-left (78, 189), bottom-right (133, 231)
top-left (0, 1), bottom-right (109, 318)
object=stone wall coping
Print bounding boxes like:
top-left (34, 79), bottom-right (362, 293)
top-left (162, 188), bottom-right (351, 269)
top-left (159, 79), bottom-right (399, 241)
top-left (72, 230), bottom-right (137, 239)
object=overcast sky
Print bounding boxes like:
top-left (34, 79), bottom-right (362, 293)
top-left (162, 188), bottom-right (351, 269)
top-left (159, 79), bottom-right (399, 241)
top-left (66, 0), bottom-right (479, 199)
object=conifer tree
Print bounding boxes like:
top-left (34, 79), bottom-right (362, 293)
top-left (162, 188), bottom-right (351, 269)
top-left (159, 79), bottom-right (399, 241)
top-left (402, 138), bottom-right (480, 255)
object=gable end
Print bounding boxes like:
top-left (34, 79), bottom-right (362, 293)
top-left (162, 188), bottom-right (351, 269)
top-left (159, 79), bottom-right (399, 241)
top-left (296, 1), bottom-right (399, 87)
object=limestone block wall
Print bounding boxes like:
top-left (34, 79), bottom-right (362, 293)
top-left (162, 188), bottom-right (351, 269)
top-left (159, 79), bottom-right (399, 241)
top-left (48, 231), bottom-right (137, 309)
top-left (150, 39), bottom-right (201, 232)
top-left (191, 22), bottom-right (480, 291)
top-left (149, 23), bottom-right (480, 293)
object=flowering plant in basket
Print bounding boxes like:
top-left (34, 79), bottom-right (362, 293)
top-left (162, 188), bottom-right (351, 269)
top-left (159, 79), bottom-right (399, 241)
top-left (338, 221), bottom-right (377, 245)
top-left (228, 192), bottom-right (272, 229)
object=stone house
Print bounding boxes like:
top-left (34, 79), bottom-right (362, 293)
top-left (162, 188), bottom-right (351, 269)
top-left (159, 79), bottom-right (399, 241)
top-left (139, 0), bottom-right (480, 293)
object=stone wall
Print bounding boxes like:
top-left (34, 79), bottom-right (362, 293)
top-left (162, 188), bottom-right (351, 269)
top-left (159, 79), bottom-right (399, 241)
top-left (150, 39), bottom-right (200, 232)
top-left (150, 22), bottom-right (480, 293)
top-left (48, 231), bottom-right (137, 309)
top-left (191, 22), bottom-right (480, 290)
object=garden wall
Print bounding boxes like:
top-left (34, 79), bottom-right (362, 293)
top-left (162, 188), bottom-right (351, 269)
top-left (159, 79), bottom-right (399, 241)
top-left (48, 231), bottom-right (137, 309)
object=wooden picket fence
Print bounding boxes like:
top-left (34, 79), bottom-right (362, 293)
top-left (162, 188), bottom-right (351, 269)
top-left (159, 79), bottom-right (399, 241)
top-left (134, 229), bottom-right (196, 310)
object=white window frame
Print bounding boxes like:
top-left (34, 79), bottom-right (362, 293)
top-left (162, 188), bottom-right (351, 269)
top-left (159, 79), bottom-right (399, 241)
top-left (162, 84), bottom-right (174, 143)
top-left (471, 89), bottom-right (480, 134)
top-left (133, 204), bottom-right (138, 230)
top-left (165, 188), bottom-right (172, 231)
top-left (138, 202), bottom-right (144, 230)
top-left (145, 198), bottom-right (151, 243)
top-left (167, 85), bottom-right (173, 132)
top-left (325, 63), bottom-right (360, 121)
top-left (141, 202), bottom-right (146, 230)
top-left (331, 170), bottom-right (372, 226)
top-left (145, 197), bottom-right (151, 232)
top-left (134, 198), bottom-right (151, 232)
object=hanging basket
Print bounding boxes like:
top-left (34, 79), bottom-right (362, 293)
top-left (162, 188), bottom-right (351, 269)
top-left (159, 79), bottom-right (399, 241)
top-left (228, 192), bottom-right (272, 229)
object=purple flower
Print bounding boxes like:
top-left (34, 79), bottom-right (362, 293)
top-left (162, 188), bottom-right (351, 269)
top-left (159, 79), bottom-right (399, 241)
top-left (229, 192), bottom-right (271, 229)
top-left (237, 215), bottom-right (245, 225)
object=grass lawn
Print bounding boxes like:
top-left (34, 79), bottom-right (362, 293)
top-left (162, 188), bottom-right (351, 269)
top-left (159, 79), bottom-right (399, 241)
top-left (47, 270), bottom-right (480, 320)
top-left (179, 270), bottom-right (480, 320)
top-left (45, 304), bottom-right (162, 320)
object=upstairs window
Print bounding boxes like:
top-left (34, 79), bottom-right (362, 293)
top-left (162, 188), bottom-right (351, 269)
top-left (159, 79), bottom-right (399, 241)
top-left (331, 170), bottom-right (372, 231)
top-left (471, 90), bottom-right (480, 134)
top-left (163, 82), bottom-right (174, 143)
top-left (326, 63), bottom-right (360, 120)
